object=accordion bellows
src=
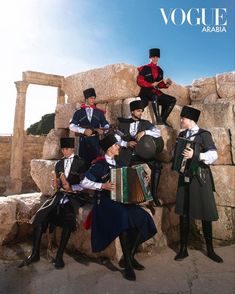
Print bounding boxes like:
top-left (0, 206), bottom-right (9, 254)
top-left (110, 164), bottom-right (153, 203)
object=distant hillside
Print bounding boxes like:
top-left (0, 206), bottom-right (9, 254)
top-left (26, 113), bottom-right (55, 135)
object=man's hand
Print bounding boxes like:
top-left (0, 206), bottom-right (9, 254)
top-left (95, 128), bottom-right (105, 135)
top-left (135, 131), bottom-right (145, 141)
top-left (84, 128), bottom-right (93, 136)
top-left (152, 80), bottom-right (163, 88)
top-left (101, 181), bottom-right (115, 191)
top-left (182, 147), bottom-right (194, 159)
top-left (127, 141), bottom-right (137, 149)
top-left (62, 181), bottom-right (73, 192)
top-left (165, 78), bottom-right (172, 88)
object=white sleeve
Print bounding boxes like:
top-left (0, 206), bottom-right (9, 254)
top-left (199, 150), bottom-right (218, 165)
top-left (80, 177), bottom-right (102, 190)
top-left (71, 184), bottom-right (84, 191)
top-left (115, 134), bottom-right (128, 147)
top-left (145, 127), bottom-right (161, 138)
top-left (69, 123), bottom-right (86, 134)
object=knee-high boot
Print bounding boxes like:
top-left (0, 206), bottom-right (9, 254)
top-left (151, 96), bottom-right (163, 125)
top-left (130, 231), bottom-right (145, 270)
top-left (119, 231), bottom-right (136, 281)
top-left (175, 215), bottom-right (189, 261)
top-left (161, 102), bottom-right (175, 127)
top-left (54, 227), bottom-right (72, 269)
top-left (151, 166), bottom-right (162, 207)
top-left (202, 220), bottom-right (223, 263)
top-left (119, 230), bottom-right (144, 270)
top-left (18, 225), bottom-right (43, 267)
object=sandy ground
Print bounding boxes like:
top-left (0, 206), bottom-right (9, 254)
top-left (0, 244), bottom-right (234, 294)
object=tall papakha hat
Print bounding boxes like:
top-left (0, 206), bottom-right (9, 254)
top-left (60, 137), bottom-right (75, 148)
top-left (130, 100), bottom-right (144, 112)
top-left (180, 106), bottom-right (201, 122)
top-left (99, 133), bottom-right (117, 152)
top-left (83, 88), bottom-right (96, 100)
top-left (149, 48), bottom-right (160, 58)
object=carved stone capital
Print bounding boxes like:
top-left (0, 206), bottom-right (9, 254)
top-left (14, 81), bottom-right (29, 93)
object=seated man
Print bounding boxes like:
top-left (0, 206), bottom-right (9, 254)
top-left (80, 133), bottom-right (157, 281)
top-left (137, 48), bottom-right (176, 127)
top-left (116, 100), bottom-right (164, 207)
top-left (19, 137), bottom-right (88, 269)
top-left (69, 87), bottom-right (109, 166)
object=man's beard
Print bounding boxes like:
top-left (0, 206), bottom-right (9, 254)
top-left (133, 114), bottom-right (140, 120)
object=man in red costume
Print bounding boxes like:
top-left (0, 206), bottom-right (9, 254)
top-left (137, 48), bottom-right (176, 127)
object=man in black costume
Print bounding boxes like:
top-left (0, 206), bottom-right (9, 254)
top-left (116, 100), bottom-right (164, 207)
top-left (173, 106), bottom-right (223, 263)
top-left (19, 137), bottom-right (88, 269)
top-left (69, 87), bottom-right (109, 165)
top-left (137, 48), bottom-right (176, 127)
top-left (80, 133), bottom-right (157, 281)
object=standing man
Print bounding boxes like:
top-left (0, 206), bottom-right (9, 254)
top-left (81, 133), bottom-right (157, 281)
top-left (137, 48), bottom-right (176, 127)
top-left (116, 100), bottom-right (164, 207)
top-left (173, 106), bottom-right (223, 263)
top-left (69, 87), bottom-right (109, 165)
top-left (19, 138), bottom-right (88, 269)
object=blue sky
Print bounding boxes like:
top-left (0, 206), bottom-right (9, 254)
top-left (0, 0), bottom-right (234, 134)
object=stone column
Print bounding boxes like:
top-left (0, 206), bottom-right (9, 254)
top-left (6, 81), bottom-right (29, 195)
top-left (57, 88), bottom-right (65, 104)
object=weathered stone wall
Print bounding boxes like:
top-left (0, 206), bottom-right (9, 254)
top-left (0, 135), bottom-right (46, 194)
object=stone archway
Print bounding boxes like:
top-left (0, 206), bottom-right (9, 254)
top-left (5, 71), bottom-right (64, 195)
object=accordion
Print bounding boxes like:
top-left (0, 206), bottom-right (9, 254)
top-left (110, 164), bottom-right (153, 204)
top-left (172, 137), bottom-right (196, 175)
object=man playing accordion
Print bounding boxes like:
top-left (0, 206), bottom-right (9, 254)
top-left (80, 133), bottom-right (157, 281)
top-left (173, 106), bottom-right (223, 263)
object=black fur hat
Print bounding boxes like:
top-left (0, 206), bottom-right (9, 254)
top-left (83, 88), bottom-right (96, 99)
top-left (149, 48), bottom-right (160, 58)
top-left (60, 137), bottom-right (75, 148)
top-left (99, 134), bottom-right (117, 152)
top-left (180, 106), bottom-right (201, 122)
top-left (130, 100), bottom-right (144, 111)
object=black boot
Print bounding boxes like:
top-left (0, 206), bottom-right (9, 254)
top-left (119, 232), bottom-right (136, 281)
top-left (18, 225), bottom-right (43, 268)
top-left (130, 231), bottom-right (145, 271)
top-left (54, 227), bottom-right (71, 269)
top-left (161, 102), bottom-right (176, 127)
top-left (202, 220), bottom-right (223, 263)
top-left (151, 97), bottom-right (163, 125)
top-left (151, 165), bottom-right (163, 207)
top-left (175, 215), bottom-right (189, 261)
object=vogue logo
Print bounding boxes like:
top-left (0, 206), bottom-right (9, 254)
top-left (160, 8), bottom-right (227, 32)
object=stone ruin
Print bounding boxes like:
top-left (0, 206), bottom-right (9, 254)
top-left (0, 64), bottom-right (234, 260)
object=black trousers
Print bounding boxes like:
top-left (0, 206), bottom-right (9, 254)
top-left (139, 88), bottom-right (176, 109)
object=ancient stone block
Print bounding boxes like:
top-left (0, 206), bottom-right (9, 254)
top-left (161, 82), bottom-right (190, 106)
top-left (230, 127), bottom-right (235, 165)
top-left (55, 103), bottom-right (77, 129)
top-left (211, 165), bottom-right (235, 207)
top-left (210, 128), bottom-right (232, 165)
top-left (0, 197), bottom-right (17, 245)
top-left (30, 159), bottom-right (56, 195)
top-left (190, 77), bottom-right (219, 102)
top-left (64, 64), bottom-right (140, 104)
top-left (190, 102), bottom-right (235, 129)
top-left (216, 71), bottom-right (235, 99)
top-left (105, 100), bottom-right (122, 126)
top-left (43, 129), bottom-right (69, 160)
